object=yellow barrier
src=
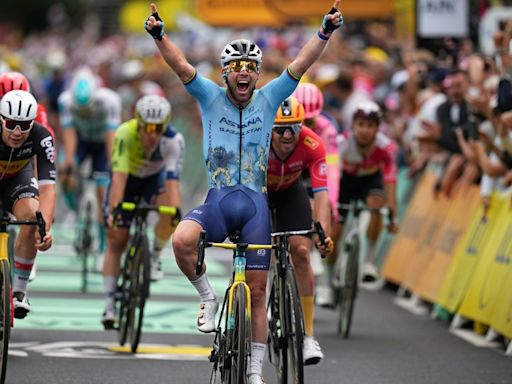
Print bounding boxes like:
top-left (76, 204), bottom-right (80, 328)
top-left (490, 261), bottom-right (512, 339)
top-left (381, 171), bottom-right (438, 284)
top-left (436, 194), bottom-right (505, 313)
top-left (458, 196), bottom-right (512, 325)
top-left (413, 185), bottom-right (480, 302)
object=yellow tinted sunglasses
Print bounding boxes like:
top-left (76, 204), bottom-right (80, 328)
top-left (141, 123), bottom-right (165, 134)
top-left (226, 60), bottom-right (259, 73)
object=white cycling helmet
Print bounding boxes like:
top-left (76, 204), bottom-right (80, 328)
top-left (353, 100), bottom-right (382, 123)
top-left (0, 90), bottom-right (37, 121)
top-left (70, 66), bottom-right (98, 108)
top-left (135, 95), bottom-right (171, 125)
top-left (220, 39), bottom-right (262, 67)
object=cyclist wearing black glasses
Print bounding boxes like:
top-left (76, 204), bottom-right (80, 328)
top-left (267, 96), bottom-right (334, 365)
top-left (0, 90), bottom-right (56, 318)
top-left (145, 2), bottom-right (343, 383)
top-left (101, 95), bottom-right (184, 328)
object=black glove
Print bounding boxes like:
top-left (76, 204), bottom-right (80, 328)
top-left (321, 7), bottom-right (344, 35)
top-left (145, 11), bottom-right (165, 41)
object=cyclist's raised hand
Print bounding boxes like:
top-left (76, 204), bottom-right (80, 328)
top-left (320, 0), bottom-right (344, 37)
top-left (35, 230), bottom-right (52, 251)
top-left (144, 3), bottom-right (165, 41)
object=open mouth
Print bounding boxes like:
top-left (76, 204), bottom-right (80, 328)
top-left (237, 79), bottom-right (249, 93)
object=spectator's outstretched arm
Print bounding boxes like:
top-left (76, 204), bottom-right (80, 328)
top-left (288, 0), bottom-right (343, 79)
top-left (145, 3), bottom-right (195, 83)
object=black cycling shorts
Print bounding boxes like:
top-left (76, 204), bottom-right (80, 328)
top-left (268, 179), bottom-right (312, 233)
top-left (0, 163), bottom-right (39, 213)
top-left (338, 171), bottom-right (384, 224)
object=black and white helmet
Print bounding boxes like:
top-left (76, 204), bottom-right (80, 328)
top-left (135, 95), bottom-right (171, 125)
top-left (0, 90), bottom-right (37, 121)
top-left (220, 39), bottom-right (262, 67)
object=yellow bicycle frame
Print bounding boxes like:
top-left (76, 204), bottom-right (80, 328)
top-left (0, 233), bottom-right (8, 263)
top-left (210, 242), bottom-right (273, 328)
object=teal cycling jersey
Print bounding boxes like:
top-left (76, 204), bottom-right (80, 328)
top-left (185, 69), bottom-right (299, 193)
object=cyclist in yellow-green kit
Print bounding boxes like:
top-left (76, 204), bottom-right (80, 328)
top-left (101, 95), bottom-right (184, 328)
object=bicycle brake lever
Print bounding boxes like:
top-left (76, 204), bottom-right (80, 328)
top-left (196, 231), bottom-right (207, 275)
top-left (314, 221), bottom-right (327, 249)
top-left (35, 211), bottom-right (46, 243)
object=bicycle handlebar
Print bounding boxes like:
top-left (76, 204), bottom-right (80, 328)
top-left (195, 230), bottom-right (276, 276)
top-left (116, 202), bottom-right (177, 216)
top-left (272, 221), bottom-right (327, 243)
top-left (0, 211), bottom-right (46, 243)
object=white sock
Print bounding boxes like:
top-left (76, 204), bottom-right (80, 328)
top-left (103, 276), bottom-right (117, 310)
top-left (248, 342), bottom-right (266, 376)
top-left (12, 256), bottom-right (35, 293)
top-left (191, 273), bottom-right (216, 302)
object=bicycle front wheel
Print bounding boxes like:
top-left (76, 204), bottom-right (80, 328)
top-left (118, 239), bottom-right (138, 346)
top-left (128, 236), bottom-right (150, 352)
top-left (227, 285), bottom-right (250, 384)
top-left (283, 268), bottom-right (304, 383)
top-left (337, 236), bottom-right (359, 338)
top-left (0, 259), bottom-right (11, 384)
top-left (268, 271), bottom-right (287, 384)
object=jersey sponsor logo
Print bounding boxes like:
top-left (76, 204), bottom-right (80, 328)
top-left (0, 159), bottom-right (29, 175)
top-left (303, 136), bottom-right (319, 150)
top-left (40, 136), bottom-right (55, 164)
top-left (318, 162), bottom-right (328, 176)
top-left (16, 147), bottom-right (32, 157)
top-left (218, 116), bottom-right (263, 129)
top-left (288, 161), bottom-right (303, 170)
top-left (49, 170), bottom-right (56, 179)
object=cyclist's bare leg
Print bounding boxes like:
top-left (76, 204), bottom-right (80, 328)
top-left (103, 227), bottom-right (130, 277)
top-left (365, 193), bottom-right (385, 262)
top-left (102, 226), bottom-right (130, 322)
top-left (245, 269), bottom-right (268, 377)
top-left (172, 220), bottom-right (205, 279)
top-left (290, 235), bottom-right (315, 336)
top-left (153, 191), bottom-right (177, 258)
top-left (11, 197), bottom-right (39, 293)
top-left (95, 184), bottom-right (107, 254)
top-left (173, 220), bottom-right (218, 332)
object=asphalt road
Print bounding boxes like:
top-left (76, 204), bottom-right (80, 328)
top-left (4, 224), bottom-right (511, 384)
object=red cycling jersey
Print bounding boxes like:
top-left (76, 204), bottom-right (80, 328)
top-left (338, 131), bottom-right (397, 183)
top-left (36, 103), bottom-right (55, 140)
top-left (267, 126), bottom-right (328, 193)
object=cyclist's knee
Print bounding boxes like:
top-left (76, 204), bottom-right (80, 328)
top-left (246, 271), bottom-right (267, 307)
top-left (291, 243), bottom-right (310, 268)
top-left (172, 220), bottom-right (203, 257)
top-left (11, 197), bottom-right (38, 220)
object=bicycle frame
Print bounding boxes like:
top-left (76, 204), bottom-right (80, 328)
top-left (196, 232), bottom-right (274, 384)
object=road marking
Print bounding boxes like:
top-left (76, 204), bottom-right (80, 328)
top-left (21, 341), bottom-right (211, 361)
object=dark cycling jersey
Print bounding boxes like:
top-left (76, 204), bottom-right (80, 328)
top-left (0, 122), bottom-right (56, 184)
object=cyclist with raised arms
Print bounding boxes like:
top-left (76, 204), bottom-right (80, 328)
top-left (145, 2), bottom-right (343, 382)
top-left (57, 66), bottom-right (122, 257)
top-left (0, 90), bottom-right (55, 318)
top-left (101, 94), bottom-right (184, 328)
top-left (317, 100), bottom-right (399, 306)
top-left (267, 96), bottom-right (333, 365)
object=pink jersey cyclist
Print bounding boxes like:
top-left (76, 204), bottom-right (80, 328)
top-left (293, 82), bottom-right (340, 215)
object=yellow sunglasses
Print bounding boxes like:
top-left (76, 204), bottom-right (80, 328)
top-left (225, 60), bottom-right (259, 73)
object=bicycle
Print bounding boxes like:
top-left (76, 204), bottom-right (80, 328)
top-left (113, 201), bottom-right (177, 353)
top-left (196, 231), bottom-right (274, 384)
top-left (68, 162), bottom-right (100, 293)
top-left (0, 202), bottom-right (46, 384)
top-left (333, 202), bottom-right (392, 338)
top-left (267, 222), bottom-right (326, 384)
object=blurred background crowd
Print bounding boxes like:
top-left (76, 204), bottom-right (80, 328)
top-left (2, 0), bottom-right (512, 212)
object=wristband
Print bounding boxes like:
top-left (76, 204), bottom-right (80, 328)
top-left (144, 11), bottom-right (165, 41)
top-left (317, 30), bottom-right (330, 41)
